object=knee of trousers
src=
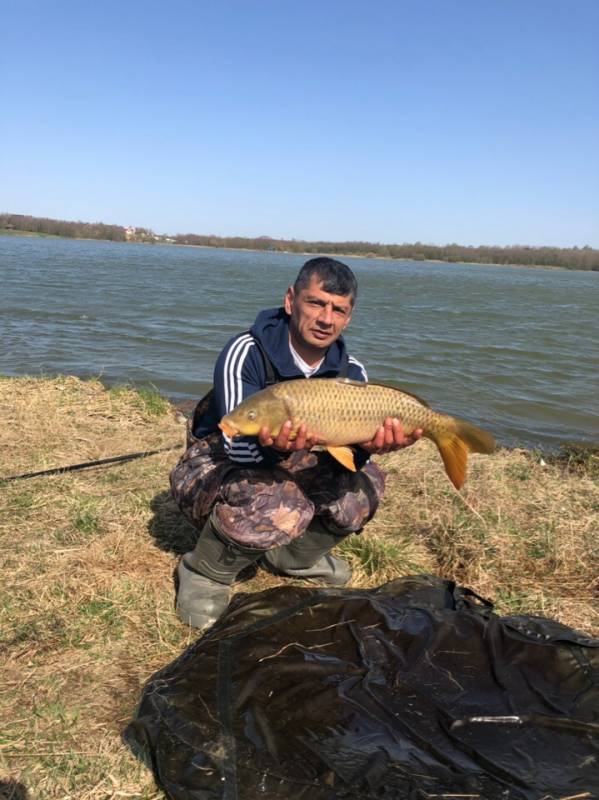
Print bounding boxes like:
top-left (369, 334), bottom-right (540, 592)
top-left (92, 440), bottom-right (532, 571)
top-left (325, 462), bottom-right (386, 533)
top-left (213, 477), bottom-right (315, 550)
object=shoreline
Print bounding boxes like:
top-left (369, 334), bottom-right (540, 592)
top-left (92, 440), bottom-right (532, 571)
top-left (2, 370), bottom-right (596, 459)
top-left (0, 228), bottom-right (587, 272)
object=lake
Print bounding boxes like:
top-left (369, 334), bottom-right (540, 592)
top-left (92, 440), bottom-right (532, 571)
top-left (1, 235), bottom-right (597, 450)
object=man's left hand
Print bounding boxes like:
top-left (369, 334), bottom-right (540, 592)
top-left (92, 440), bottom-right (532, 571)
top-left (359, 418), bottom-right (423, 455)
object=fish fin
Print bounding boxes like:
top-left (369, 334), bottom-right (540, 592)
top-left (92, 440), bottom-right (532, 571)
top-left (329, 377), bottom-right (431, 408)
top-left (432, 420), bottom-right (496, 490)
top-left (454, 420), bottom-right (496, 455)
top-left (434, 433), bottom-right (469, 490)
top-left (326, 445), bottom-right (357, 472)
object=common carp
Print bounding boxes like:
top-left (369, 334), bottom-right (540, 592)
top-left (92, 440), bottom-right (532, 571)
top-left (219, 378), bottom-right (496, 489)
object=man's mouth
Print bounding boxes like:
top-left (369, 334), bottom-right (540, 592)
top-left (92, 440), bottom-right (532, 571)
top-left (311, 329), bottom-right (330, 340)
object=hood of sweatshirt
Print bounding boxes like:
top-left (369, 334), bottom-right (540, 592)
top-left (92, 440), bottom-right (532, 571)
top-left (249, 307), bottom-right (348, 379)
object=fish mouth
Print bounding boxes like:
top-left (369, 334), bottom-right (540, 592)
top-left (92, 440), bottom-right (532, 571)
top-left (218, 419), bottom-right (239, 438)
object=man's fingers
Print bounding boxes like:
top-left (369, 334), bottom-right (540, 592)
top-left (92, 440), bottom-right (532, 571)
top-left (391, 418), bottom-right (406, 446)
top-left (402, 427), bottom-right (424, 446)
top-left (408, 428), bottom-right (424, 444)
top-left (377, 426), bottom-right (387, 448)
top-left (276, 420), bottom-right (293, 448)
top-left (266, 418), bottom-right (421, 454)
top-left (384, 418), bottom-right (396, 446)
top-left (258, 425), bottom-right (274, 446)
top-left (293, 424), bottom-right (306, 450)
top-left (358, 420), bottom-right (425, 453)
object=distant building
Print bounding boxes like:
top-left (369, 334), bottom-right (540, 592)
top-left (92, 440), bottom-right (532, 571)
top-left (125, 226), bottom-right (136, 240)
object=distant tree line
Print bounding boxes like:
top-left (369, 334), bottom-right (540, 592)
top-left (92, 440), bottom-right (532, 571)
top-left (2, 212), bottom-right (598, 270)
top-left (1, 213), bottom-right (128, 241)
top-left (171, 233), bottom-right (599, 271)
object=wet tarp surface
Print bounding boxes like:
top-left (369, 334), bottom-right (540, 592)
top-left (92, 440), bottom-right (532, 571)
top-left (125, 576), bottom-right (599, 799)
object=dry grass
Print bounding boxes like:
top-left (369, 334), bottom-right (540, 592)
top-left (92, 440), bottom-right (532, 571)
top-left (1, 375), bottom-right (597, 798)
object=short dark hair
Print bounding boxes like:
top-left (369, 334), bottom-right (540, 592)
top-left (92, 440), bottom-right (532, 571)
top-left (293, 257), bottom-right (358, 306)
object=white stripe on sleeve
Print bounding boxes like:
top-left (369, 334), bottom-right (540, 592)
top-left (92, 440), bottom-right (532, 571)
top-left (232, 338), bottom-right (255, 410)
top-left (222, 334), bottom-right (253, 413)
top-left (223, 433), bottom-right (264, 464)
top-left (348, 356), bottom-right (368, 381)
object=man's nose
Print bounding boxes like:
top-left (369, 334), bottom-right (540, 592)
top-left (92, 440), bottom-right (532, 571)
top-left (318, 305), bottom-right (334, 325)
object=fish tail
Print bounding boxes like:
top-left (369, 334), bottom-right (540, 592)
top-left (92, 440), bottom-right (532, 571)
top-left (429, 419), bottom-right (496, 490)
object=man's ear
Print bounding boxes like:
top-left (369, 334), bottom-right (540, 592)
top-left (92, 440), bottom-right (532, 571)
top-left (283, 286), bottom-right (294, 315)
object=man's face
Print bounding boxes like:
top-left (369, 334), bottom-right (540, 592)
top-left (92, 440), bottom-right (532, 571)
top-left (284, 277), bottom-right (353, 357)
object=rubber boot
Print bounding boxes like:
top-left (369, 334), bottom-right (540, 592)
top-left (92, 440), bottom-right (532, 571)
top-left (262, 518), bottom-right (353, 587)
top-left (176, 515), bottom-right (263, 630)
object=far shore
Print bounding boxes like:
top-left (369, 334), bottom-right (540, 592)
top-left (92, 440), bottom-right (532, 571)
top-left (0, 228), bottom-right (580, 271)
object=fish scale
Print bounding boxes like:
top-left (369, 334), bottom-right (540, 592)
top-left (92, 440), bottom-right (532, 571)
top-left (273, 379), bottom-right (439, 444)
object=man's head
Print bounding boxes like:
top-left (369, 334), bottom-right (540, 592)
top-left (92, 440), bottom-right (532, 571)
top-left (292, 257), bottom-right (358, 307)
top-left (284, 257), bottom-right (358, 365)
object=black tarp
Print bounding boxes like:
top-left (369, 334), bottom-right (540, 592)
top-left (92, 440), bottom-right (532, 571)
top-left (124, 575), bottom-right (599, 799)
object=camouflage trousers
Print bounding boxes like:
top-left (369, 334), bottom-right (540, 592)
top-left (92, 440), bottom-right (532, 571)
top-left (170, 433), bottom-right (386, 550)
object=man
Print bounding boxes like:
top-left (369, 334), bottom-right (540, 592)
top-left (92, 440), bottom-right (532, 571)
top-left (170, 257), bottom-right (421, 629)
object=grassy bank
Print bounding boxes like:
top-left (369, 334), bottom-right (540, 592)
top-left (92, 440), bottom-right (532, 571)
top-left (1, 376), bottom-right (597, 798)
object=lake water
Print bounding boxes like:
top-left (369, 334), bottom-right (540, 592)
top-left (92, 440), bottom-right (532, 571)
top-left (1, 235), bottom-right (598, 450)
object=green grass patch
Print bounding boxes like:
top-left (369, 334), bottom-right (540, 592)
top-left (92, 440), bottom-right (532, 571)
top-left (341, 534), bottom-right (420, 577)
top-left (506, 462), bottom-right (533, 481)
top-left (494, 588), bottom-right (541, 617)
top-left (100, 470), bottom-right (124, 484)
top-left (8, 491), bottom-right (36, 510)
top-left (78, 597), bottom-right (125, 637)
top-left (126, 489), bottom-right (153, 513)
top-left (134, 387), bottom-right (170, 417)
top-left (549, 443), bottom-right (599, 479)
top-left (109, 384), bottom-right (170, 418)
top-left (33, 698), bottom-right (81, 726)
top-left (73, 506), bottom-right (102, 536)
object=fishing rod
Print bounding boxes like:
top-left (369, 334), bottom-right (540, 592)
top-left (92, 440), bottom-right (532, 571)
top-left (1, 444), bottom-right (183, 484)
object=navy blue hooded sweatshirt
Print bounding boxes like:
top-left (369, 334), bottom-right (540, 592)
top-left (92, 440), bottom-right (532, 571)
top-left (194, 307), bottom-right (369, 466)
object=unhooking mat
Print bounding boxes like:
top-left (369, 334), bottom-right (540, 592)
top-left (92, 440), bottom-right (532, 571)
top-left (124, 575), bottom-right (599, 799)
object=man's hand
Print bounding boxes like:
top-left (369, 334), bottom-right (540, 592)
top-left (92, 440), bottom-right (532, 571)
top-left (359, 418), bottom-right (423, 455)
top-left (259, 421), bottom-right (321, 453)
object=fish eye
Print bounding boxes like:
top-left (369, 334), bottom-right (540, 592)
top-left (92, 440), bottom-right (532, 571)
top-left (247, 410), bottom-right (257, 421)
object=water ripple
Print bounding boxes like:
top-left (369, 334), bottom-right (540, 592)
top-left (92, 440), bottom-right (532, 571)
top-left (1, 235), bottom-right (598, 449)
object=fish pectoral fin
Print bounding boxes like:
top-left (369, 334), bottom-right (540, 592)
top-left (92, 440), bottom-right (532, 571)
top-left (326, 445), bottom-right (357, 472)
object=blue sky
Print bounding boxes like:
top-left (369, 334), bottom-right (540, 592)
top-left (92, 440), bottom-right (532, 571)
top-left (2, 0), bottom-right (598, 247)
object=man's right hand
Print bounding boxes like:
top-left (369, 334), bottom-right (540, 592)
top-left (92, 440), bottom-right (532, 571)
top-left (258, 421), bottom-right (320, 453)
